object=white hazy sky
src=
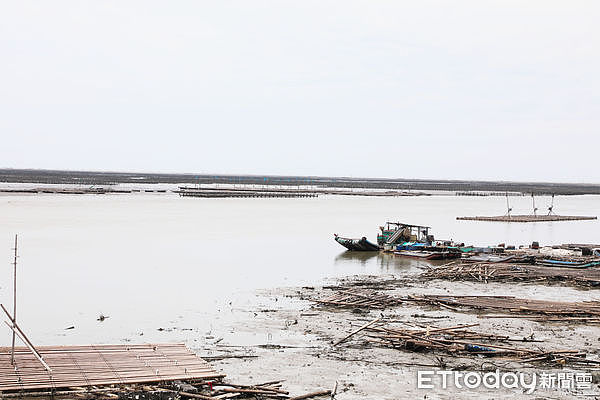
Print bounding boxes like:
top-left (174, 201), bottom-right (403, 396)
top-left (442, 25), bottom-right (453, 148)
top-left (1, 1), bottom-right (598, 182)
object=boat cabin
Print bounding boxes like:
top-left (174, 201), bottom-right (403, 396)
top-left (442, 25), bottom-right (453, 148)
top-left (377, 222), bottom-right (433, 246)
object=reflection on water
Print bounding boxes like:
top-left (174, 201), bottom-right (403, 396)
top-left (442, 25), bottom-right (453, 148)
top-left (334, 250), bottom-right (431, 273)
top-left (334, 250), bottom-right (379, 264)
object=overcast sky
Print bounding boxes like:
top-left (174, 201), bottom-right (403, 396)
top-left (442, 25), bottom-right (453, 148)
top-left (1, 1), bottom-right (598, 182)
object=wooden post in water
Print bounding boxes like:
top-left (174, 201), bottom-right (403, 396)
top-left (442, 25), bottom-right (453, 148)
top-left (531, 193), bottom-right (538, 217)
top-left (11, 234), bottom-right (18, 365)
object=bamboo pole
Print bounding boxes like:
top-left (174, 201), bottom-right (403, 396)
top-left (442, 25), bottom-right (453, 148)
top-left (3, 321), bottom-right (52, 372)
top-left (1, 304), bottom-right (43, 360)
top-left (11, 234), bottom-right (17, 365)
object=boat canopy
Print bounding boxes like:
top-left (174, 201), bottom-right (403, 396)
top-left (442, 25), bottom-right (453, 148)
top-left (380, 222), bottom-right (432, 243)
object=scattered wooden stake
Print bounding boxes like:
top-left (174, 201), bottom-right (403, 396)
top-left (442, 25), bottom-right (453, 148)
top-left (289, 390), bottom-right (332, 400)
top-left (333, 317), bottom-right (381, 346)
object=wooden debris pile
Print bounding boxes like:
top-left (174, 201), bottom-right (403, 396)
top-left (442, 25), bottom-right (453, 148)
top-left (176, 379), bottom-right (331, 400)
top-left (315, 288), bottom-right (402, 310)
top-left (420, 262), bottom-right (600, 287)
top-left (313, 288), bottom-right (600, 323)
top-left (312, 282), bottom-right (600, 323)
top-left (0, 379), bottom-right (333, 400)
top-left (322, 275), bottom-right (409, 291)
top-left (357, 322), bottom-right (600, 367)
top-left (405, 295), bottom-right (600, 322)
top-left (178, 379), bottom-right (290, 399)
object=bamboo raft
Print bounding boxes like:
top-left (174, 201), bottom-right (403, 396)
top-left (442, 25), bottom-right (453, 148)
top-left (457, 215), bottom-right (597, 222)
top-left (0, 343), bottom-right (221, 392)
top-left (0, 373), bottom-right (333, 399)
top-left (420, 262), bottom-right (600, 287)
top-left (405, 295), bottom-right (600, 320)
top-left (314, 289), bottom-right (600, 322)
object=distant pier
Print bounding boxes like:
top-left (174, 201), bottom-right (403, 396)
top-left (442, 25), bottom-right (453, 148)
top-left (178, 188), bottom-right (318, 198)
top-left (457, 215), bottom-right (597, 222)
top-left (0, 187), bottom-right (134, 194)
top-left (176, 186), bottom-right (422, 198)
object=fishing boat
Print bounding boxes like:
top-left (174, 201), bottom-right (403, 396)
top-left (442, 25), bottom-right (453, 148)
top-left (334, 234), bottom-right (381, 251)
top-left (334, 221), bottom-right (443, 254)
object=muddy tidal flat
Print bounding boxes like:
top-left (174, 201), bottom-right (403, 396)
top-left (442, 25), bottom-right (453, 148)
top-left (205, 273), bottom-right (600, 399)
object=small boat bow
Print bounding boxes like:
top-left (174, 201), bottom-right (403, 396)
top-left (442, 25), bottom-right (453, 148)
top-left (334, 234), bottom-right (381, 251)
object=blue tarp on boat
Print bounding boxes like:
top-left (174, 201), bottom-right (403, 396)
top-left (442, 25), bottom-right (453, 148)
top-left (396, 242), bottom-right (427, 251)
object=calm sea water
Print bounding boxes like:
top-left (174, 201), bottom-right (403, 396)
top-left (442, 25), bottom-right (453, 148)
top-left (0, 193), bottom-right (598, 346)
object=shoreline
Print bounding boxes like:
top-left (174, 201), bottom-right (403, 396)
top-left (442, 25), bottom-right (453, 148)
top-left (200, 272), bottom-right (600, 399)
top-left (1, 256), bottom-right (599, 398)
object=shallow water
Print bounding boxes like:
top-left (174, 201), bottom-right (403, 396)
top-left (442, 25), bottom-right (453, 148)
top-left (0, 193), bottom-right (598, 346)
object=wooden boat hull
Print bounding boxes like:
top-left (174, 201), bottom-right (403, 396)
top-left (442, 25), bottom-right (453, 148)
top-left (425, 252), bottom-right (462, 260)
top-left (334, 235), bottom-right (381, 251)
top-left (537, 259), bottom-right (600, 269)
top-left (394, 250), bottom-right (461, 260)
top-left (394, 250), bottom-right (435, 259)
top-left (463, 255), bottom-right (535, 264)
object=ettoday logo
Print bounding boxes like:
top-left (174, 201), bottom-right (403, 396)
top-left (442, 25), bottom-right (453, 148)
top-left (417, 370), bottom-right (593, 394)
